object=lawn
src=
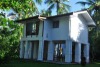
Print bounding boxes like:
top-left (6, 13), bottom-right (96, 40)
top-left (0, 59), bottom-right (100, 67)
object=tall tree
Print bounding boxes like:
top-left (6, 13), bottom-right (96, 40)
top-left (0, 0), bottom-right (42, 59)
top-left (40, 9), bottom-right (51, 16)
top-left (76, 0), bottom-right (100, 61)
top-left (76, 0), bottom-right (100, 16)
top-left (45, 0), bottom-right (70, 15)
top-left (0, 0), bottom-right (42, 19)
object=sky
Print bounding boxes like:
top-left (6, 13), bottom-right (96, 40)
top-left (36, 0), bottom-right (87, 15)
top-left (0, 0), bottom-right (87, 16)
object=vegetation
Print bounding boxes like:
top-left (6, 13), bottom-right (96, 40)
top-left (45, 0), bottom-right (70, 15)
top-left (76, 0), bottom-right (100, 61)
top-left (0, 59), bottom-right (100, 67)
top-left (0, 0), bottom-right (41, 60)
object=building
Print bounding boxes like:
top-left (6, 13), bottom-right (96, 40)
top-left (16, 10), bottom-right (95, 63)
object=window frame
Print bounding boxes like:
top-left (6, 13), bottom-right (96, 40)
top-left (53, 21), bottom-right (59, 28)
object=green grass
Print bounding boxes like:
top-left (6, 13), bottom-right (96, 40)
top-left (0, 60), bottom-right (100, 67)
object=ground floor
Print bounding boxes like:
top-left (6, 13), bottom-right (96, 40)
top-left (20, 40), bottom-right (89, 63)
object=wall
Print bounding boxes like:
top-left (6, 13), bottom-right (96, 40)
top-left (43, 20), bottom-right (52, 40)
top-left (21, 19), bottom-right (43, 41)
top-left (70, 14), bottom-right (88, 44)
top-left (44, 16), bottom-right (70, 41)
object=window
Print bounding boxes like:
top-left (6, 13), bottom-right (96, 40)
top-left (53, 21), bottom-right (59, 28)
top-left (26, 21), bottom-right (39, 36)
top-left (32, 23), bottom-right (36, 34)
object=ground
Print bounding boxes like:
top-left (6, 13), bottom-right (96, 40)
top-left (0, 59), bottom-right (100, 67)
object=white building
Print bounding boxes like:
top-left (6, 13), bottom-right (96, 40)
top-left (17, 10), bottom-right (95, 63)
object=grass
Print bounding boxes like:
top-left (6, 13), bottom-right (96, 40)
top-left (0, 59), bottom-right (100, 67)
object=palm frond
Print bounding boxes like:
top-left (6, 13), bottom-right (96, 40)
top-left (35, 0), bottom-right (42, 4)
top-left (48, 4), bottom-right (55, 11)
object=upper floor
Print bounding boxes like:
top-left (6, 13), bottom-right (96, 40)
top-left (16, 10), bottom-right (95, 44)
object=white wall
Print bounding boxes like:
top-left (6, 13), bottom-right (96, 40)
top-left (21, 20), bottom-right (43, 41)
top-left (44, 16), bottom-right (69, 40)
top-left (43, 20), bottom-right (52, 40)
top-left (70, 14), bottom-right (88, 44)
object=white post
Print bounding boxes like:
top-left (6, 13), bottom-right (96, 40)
top-left (38, 40), bottom-right (44, 60)
top-left (28, 41), bottom-right (32, 59)
top-left (20, 41), bottom-right (24, 58)
top-left (33, 42), bottom-right (38, 59)
top-left (24, 41), bottom-right (29, 59)
top-left (75, 43), bottom-right (81, 63)
top-left (84, 44), bottom-right (89, 63)
top-left (47, 41), bottom-right (54, 61)
top-left (23, 23), bottom-right (26, 37)
top-left (65, 40), bottom-right (72, 63)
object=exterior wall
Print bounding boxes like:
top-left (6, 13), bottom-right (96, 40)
top-left (21, 20), bottom-right (43, 41)
top-left (43, 20), bottom-right (52, 40)
top-left (44, 16), bottom-right (69, 41)
top-left (70, 14), bottom-right (88, 44)
top-left (52, 16), bottom-right (69, 40)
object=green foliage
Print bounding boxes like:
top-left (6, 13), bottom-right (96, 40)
top-left (0, 0), bottom-right (42, 59)
top-left (76, 0), bottom-right (100, 61)
top-left (0, 14), bottom-right (23, 59)
top-left (0, 0), bottom-right (39, 19)
top-left (45, 0), bottom-right (70, 15)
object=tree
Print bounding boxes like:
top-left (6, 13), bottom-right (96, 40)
top-left (76, 0), bottom-right (100, 16)
top-left (40, 9), bottom-right (51, 16)
top-left (76, 0), bottom-right (100, 61)
top-left (0, 0), bottom-right (42, 19)
top-left (45, 0), bottom-right (70, 15)
top-left (0, 0), bottom-right (43, 60)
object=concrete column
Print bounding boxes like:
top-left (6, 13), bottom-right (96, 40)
top-left (38, 40), bottom-right (44, 60)
top-left (28, 41), bottom-right (32, 59)
top-left (84, 44), bottom-right (89, 63)
top-left (23, 23), bottom-right (26, 37)
top-left (47, 41), bottom-right (54, 61)
top-left (20, 41), bottom-right (24, 58)
top-left (33, 42), bottom-right (38, 59)
top-left (24, 41), bottom-right (29, 59)
top-left (75, 43), bottom-right (81, 63)
top-left (65, 40), bottom-right (72, 63)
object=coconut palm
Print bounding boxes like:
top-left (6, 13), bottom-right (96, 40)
top-left (40, 9), bottom-right (51, 16)
top-left (76, 0), bottom-right (100, 16)
top-left (45, 0), bottom-right (70, 15)
top-left (76, 0), bottom-right (100, 62)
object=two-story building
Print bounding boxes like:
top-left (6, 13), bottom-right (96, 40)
top-left (16, 10), bottom-right (95, 63)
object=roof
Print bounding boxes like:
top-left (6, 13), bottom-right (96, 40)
top-left (15, 15), bottom-right (39, 22)
top-left (15, 9), bottom-right (95, 26)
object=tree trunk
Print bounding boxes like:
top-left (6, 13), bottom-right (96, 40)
top-left (56, 1), bottom-right (59, 15)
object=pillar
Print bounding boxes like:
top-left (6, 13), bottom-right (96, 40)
top-left (47, 41), bottom-right (54, 61)
top-left (23, 23), bottom-right (26, 37)
top-left (24, 41), bottom-right (29, 59)
top-left (33, 42), bottom-right (38, 59)
top-left (84, 44), bottom-right (89, 63)
top-left (75, 43), bottom-right (81, 63)
top-left (65, 40), bottom-right (72, 63)
top-left (38, 40), bottom-right (44, 60)
top-left (20, 41), bottom-right (24, 58)
top-left (28, 41), bottom-right (32, 59)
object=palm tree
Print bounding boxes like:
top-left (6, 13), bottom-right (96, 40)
top-left (45, 0), bottom-right (70, 15)
top-left (76, 0), bottom-right (100, 16)
top-left (76, 0), bottom-right (100, 62)
top-left (40, 9), bottom-right (51, 16)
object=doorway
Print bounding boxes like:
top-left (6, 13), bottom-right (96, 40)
top-left (43, 41), bottom-right (49, 60)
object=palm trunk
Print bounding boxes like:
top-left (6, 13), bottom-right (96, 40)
top-left (56, 1), bottom-right (59, 15)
